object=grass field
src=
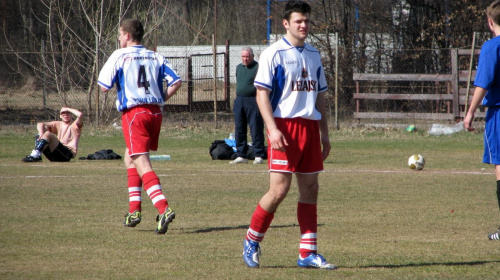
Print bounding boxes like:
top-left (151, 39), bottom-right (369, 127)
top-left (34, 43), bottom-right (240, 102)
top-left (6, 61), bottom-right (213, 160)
top-left (1, 122), bottom-right (499, 279)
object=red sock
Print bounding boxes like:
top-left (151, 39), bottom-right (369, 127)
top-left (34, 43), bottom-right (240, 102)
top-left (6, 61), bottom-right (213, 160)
top-left (298, 202), bottom-right (317, 258)
top-left (246, 204), bottom-right (275, 243)
top-left (142, 171), bottom-right (169, 214)
top-left (127, 168), bottom-right (142, 213)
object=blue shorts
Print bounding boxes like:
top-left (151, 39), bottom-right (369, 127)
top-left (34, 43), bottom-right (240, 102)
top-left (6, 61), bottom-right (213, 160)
top-left (484, 106), bottom-right (500, 164)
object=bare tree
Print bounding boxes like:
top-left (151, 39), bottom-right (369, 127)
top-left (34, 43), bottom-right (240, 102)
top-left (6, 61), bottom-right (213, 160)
top-left (0, 0), bottom-right (494, 122)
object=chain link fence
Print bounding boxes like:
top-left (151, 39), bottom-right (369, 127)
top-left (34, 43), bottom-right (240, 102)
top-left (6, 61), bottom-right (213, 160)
top-left (0, 43), bottom-right (485, 126)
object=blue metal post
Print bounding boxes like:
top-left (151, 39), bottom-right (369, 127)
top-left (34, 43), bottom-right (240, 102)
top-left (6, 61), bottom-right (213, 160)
top-left (267, 0), bottom-right (271, 44)
top-left (267, 0), bottom-right (289, 45)
top-left (355, 1), bottom-right (360, 46)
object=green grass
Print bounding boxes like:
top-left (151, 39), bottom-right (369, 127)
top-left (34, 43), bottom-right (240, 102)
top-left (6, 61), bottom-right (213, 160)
top-left (1, 124), bottom-right (499, 279)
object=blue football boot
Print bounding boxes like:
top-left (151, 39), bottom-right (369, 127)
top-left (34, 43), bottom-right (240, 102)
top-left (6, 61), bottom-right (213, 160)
top-left (297, 253), bottom-right (337, 270)
top-left (242, 239), bottom-right (261, 268)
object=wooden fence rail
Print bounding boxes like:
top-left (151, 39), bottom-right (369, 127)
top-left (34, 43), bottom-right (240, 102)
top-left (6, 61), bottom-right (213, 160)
top-left (353, 48), bottom-right (485, 121)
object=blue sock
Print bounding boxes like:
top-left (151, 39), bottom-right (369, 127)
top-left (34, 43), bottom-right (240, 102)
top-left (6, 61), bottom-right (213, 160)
top-left (35, 139), bottom-right (48, 152)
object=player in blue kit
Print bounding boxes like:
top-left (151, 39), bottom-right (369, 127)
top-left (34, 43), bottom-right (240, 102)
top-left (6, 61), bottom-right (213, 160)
top-left (464, 0), bottom-right (500, 241)
top-left (242, 1), bottom-right (336, 269)
top-left (98, 19), bottom-right (182, 235)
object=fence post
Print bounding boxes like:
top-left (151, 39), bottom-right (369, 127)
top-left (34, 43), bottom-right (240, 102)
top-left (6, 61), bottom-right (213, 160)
top-left (212, 34), bottom-right (218, 128)
top-left (451, 48), bottom-right (459, 121)
top-left (41, 40), bottom-right (46, 108)
top-left (95, 37), bottom-right (99, 126)
top-left (335, 32), bottom-right (339, 130)
top-left (188, 56), bottom-right (193, 112)
top-left (225, 40), bottom-right (230, 111)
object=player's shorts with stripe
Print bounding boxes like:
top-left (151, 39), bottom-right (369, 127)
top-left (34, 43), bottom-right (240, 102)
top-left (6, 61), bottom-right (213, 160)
top-left (268, 117), bottom-right (323, 173)
top-left (483, 105), bottom-right (500, 164)
top-left (43, 142), bottom-right (74, 162)
top-left (122, 104), bottom-right (162, 156)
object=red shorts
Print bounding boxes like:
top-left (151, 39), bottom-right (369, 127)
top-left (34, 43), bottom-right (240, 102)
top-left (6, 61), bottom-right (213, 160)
top-left (122, 105), bottom-right (162, 156)
top-left (268, 117), bottom-right (323, 174)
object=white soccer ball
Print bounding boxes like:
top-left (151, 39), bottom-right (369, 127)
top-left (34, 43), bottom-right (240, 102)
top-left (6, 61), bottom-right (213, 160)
top-left (408, 154), bottom-right (425, 170)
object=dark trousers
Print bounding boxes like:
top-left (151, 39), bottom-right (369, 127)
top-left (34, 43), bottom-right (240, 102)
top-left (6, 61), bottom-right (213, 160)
top-left (233, 96), bottom-right (266, 158)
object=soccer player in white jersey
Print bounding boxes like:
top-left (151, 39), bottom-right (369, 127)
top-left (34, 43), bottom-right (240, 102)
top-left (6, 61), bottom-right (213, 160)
top-left (98, 19), bottom-right (182, 235)
top-left (242, 1), bottom-right (336, 270)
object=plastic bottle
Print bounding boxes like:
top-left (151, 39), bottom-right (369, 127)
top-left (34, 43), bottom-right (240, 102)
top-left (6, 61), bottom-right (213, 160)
top-left (149, 155), bottom-right (171, 161)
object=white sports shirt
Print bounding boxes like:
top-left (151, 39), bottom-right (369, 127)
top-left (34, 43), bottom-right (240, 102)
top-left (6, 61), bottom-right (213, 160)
top-left (98, 45), bottom-right (181, 112)
top-left (254, 38), bottom-right (327, 120)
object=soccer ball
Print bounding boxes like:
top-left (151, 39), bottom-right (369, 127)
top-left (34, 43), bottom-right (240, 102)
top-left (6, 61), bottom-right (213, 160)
top-left (408, 154), bottom-right (425, 170)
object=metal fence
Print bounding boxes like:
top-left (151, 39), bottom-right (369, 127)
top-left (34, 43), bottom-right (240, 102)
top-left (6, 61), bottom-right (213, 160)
top-left (162, 53), bottom-right (230, 112)
top-left (0, 50), bottom-right (232, 125)
top-left (0, 44), bottom-right (485, 126)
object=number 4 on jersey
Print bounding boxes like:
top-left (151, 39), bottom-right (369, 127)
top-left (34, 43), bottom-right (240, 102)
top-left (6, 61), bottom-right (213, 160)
top-left (137, 65), bottom-right (150, 94)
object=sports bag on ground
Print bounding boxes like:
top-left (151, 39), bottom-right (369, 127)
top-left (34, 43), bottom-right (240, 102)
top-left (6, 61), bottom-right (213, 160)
top-left (79, 149), bottom-right (122, 160)
top-left (209, 140), bottom-right (236, 160)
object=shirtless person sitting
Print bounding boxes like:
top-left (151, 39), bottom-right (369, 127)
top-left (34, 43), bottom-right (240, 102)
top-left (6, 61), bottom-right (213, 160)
top-left (22, 107), bottom-right (83, 162)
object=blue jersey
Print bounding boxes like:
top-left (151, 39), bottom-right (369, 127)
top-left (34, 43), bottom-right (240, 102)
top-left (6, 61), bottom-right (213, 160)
top-left (474, 36), bottom-right (500, 107)
top-left (254, 38), bottom-right (327, 120)
top-left (98, 45), bottom-right (181, 111)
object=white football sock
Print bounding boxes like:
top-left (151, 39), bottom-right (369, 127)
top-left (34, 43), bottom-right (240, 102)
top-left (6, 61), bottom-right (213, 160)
top-left (30, 150), bottom-right (41, 158)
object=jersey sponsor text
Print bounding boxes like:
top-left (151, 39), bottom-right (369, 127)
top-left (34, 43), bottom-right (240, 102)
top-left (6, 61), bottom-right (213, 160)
top-left (133, 97), bottom-right (163, 104)
top-left (272, 159), bottom-right (288, 165)
top-left (291, 80), bottom-right (317, 92)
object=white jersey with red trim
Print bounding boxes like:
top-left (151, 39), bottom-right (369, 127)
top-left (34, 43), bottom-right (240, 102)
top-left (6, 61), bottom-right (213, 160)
top-left (254, 38), bottom-right (327, 120)
top-left (98, 45), bottom-right (181, 112)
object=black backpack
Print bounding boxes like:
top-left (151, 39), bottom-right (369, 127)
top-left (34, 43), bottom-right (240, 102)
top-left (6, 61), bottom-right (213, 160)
top-left (79, 149), bottom-right (122, 160)
top-left (209, 140), bottom-right (236, 160)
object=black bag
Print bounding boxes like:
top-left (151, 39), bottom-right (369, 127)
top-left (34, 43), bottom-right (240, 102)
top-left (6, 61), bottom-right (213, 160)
top-left (79, 149), bottom-right (122, 160)
top-left (209, 140), bottom-right (236, 160)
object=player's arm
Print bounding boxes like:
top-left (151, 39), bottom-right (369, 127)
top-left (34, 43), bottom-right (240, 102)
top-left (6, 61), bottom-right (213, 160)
top-left (97, 50), bottom-right (119, 93)
top-left (315, 92), bottom-right (331, 161)
top-left (63, 107), bottom-right (84, 128)
top-left (464, 87), bottom-right (487, 132)
top-left (255, 86), bottom-right (288, 151)
top-left (37, 121), bottom-right (56, 136)
top-left (164, 81), bottom-right (182, 102)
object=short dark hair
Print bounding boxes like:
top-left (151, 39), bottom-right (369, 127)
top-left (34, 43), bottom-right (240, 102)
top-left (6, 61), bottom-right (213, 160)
top-left (120, 19), bottom-right (144, 42)
top-left (487, 0), bottom-right (500, 26)
top-left (283, 0), bottom-right (311, 21)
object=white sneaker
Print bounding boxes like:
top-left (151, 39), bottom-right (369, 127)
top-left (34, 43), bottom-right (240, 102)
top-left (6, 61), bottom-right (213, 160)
top-left (230, 157), bottom-right (248, 164)
top-left (253, 157), bottom-right (264, 164)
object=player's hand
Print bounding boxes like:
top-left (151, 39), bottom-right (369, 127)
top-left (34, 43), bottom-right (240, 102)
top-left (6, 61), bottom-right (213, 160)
top-left (320, 133), bottom-right (331, 161)
top-left (464, 112), bottom-right (475, 131)
top-left (268, 128), bottom-right (288, 152)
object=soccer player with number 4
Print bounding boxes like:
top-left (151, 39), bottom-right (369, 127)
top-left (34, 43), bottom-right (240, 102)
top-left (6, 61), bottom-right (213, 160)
top-left (242, 1), bottom-right (336, 270)
top-left (98, 19), bottom-right (182, 235)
